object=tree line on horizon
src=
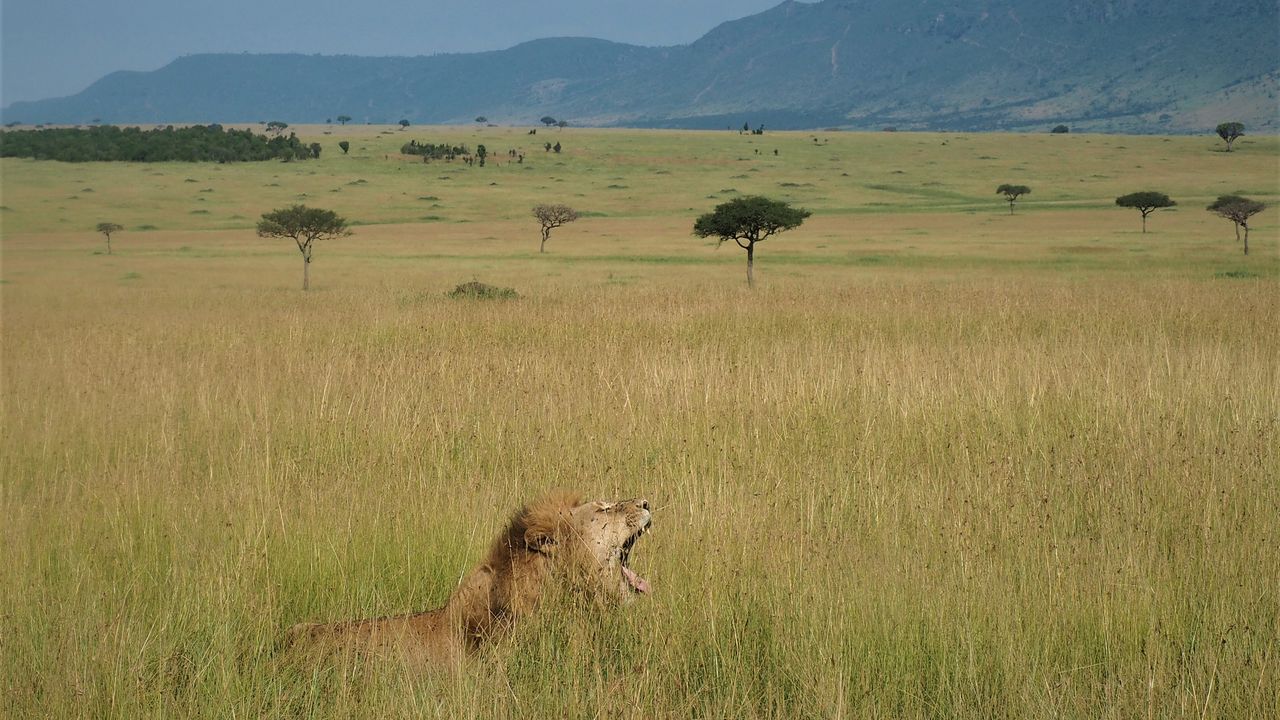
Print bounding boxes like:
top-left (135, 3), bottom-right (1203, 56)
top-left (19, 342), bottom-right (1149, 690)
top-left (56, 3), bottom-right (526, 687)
top-left (0, 124), bottom-right (317, 163)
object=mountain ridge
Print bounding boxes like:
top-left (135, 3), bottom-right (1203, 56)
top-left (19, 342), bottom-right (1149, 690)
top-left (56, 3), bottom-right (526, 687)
top-left (4, 0), bottom-right (1277, 133)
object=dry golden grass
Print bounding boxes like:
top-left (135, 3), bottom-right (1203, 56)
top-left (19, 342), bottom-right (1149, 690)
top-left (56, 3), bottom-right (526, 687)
top-left (1, 127), bottom-right (1277, 718)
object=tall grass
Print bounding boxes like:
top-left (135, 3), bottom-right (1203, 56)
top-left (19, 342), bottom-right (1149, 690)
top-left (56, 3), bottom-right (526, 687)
top-left (3, 264), bottom-right (1276, 717)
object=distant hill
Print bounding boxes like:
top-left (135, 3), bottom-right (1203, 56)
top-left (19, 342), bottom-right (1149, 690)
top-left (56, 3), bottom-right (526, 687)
top-left (4, 0), bottom-right (1277, 133)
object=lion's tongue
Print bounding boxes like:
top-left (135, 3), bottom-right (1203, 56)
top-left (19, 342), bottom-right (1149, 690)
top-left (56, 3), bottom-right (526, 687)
top-left (622, 565), bottom-right (650, 594)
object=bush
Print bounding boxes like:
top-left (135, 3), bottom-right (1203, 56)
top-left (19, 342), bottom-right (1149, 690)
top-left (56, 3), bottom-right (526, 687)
top-left (447, 281), bottom-right (518, 300)
top-left (400, 140), bottom-right (469, 161)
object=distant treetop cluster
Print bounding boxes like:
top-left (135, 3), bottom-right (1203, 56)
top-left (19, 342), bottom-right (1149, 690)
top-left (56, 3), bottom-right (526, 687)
top-left (0, 124), bottom-right (315, 162)
top-left (400, 139), bottom-right (470, 161)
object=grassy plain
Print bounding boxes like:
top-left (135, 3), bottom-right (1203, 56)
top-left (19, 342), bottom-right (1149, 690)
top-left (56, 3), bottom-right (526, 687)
top-left (2, 125), bottom-right (1278, 718)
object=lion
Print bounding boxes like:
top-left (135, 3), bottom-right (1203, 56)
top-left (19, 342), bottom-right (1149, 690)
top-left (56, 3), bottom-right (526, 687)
top-left (283, 491), bottom-right (652, 665)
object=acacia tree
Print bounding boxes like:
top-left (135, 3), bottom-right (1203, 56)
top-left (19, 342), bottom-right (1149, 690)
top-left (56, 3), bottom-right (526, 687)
top-left (256, 205), bottom-right (351, 289)
top-left (1115, 191), bottom-right (1176, 233)
top-left (1216, 122), bottom-right (1244, 152)
top-left (96, 222), bottom-right (123, 255)
top-left (693, 196), bottom-right (810, 287)
top-left (996, 184), bottom-right (1031, 215)
top-left (532, 204), bottom-right (578, 253)
top-left (1206, 195), bottom-right (1266, 255)
top-left (399, 119), bottom-right (410, 130)
top-left (336, 115), bottom-right (352, 126)
top-left (266, 121), bottom-right (288, 136)
top-left (540, 116), bottom-right (557, 127)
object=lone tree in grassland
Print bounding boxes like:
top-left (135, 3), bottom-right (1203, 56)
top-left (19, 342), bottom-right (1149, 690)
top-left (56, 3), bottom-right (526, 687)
top-left (540, 116), bottom-right (557, 127)
top-left (399, 119), bottom-right (410, 129)
top-left (1115, 191), bottom-right (1176, 233)
top-left (338, 141), bottom-right (350, 155)
top-left (96, 222), bottom-right (123, 255)
top-left (1216, 122), bottom-right (1244, 152)
top-left (256, 205), bottom-right (351, 289)
top-left (1206, 195), bottom-right (1266, 255)
top-left (532, 204), bottom-right (579, 253)
top-left (996, 184), bottom-right (1031, 215)
top-left (336, 115), bottom-right (352, 126)
top-left (475, 116), bottom-right (487, 123)
top-left (693, 195), bottom-right (810, 287)
top-left (266, 121), bottom-right (288, 136)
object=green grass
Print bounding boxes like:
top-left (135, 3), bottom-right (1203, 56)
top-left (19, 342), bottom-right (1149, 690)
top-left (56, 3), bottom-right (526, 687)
top-left (1, 126), bottom-right (1278, 719)
top-left (2, 126), bottom-right (1276, 233)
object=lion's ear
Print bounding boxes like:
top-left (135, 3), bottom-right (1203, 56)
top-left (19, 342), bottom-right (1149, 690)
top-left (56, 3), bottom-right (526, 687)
top-left (525, 528), bottom-right (557, 554)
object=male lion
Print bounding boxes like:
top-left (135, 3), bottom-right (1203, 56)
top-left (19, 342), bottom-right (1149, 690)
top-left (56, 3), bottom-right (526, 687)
top-left (284, 491), bottom-right (652, 664)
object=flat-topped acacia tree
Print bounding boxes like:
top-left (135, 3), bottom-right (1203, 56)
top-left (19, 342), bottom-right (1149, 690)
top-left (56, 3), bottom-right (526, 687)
top-left (256, 205), bottom-right (351, 289)
top-left (1206, 195), bottom-right (1266, 255)
top-left (1216, 122), bottom-right (1244, 152)
top-left (996, 184), bottom-right (1031, 215)
top-left (693, 195), bottom-right (810, 287)
top-left (532, 204), bottom-right (579, 253)
top-left (1115, 192), bottom-right (1176, 233)
top-left (95, 222), bottom-right (122, 255)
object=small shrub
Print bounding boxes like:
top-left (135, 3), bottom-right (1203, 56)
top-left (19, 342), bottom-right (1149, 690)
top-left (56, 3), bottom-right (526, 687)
top-left (447, 281), bottom-right (518, 300)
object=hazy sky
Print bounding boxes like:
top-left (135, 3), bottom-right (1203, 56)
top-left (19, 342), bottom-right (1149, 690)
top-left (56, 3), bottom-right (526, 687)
top-left (1, 0), bottom-right (784, 106)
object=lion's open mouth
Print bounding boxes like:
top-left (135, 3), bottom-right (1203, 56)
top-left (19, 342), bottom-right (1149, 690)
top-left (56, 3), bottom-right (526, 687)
top-left (619, 517), bottom-right (651, 594)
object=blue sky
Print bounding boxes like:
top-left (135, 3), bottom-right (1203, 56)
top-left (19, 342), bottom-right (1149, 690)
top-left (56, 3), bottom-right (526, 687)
top-left (1, 0), bottom-right (783, 106)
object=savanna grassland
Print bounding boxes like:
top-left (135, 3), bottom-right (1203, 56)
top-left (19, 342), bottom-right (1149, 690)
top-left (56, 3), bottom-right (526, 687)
top-left (2, 125), bottom-right (1277, 719)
